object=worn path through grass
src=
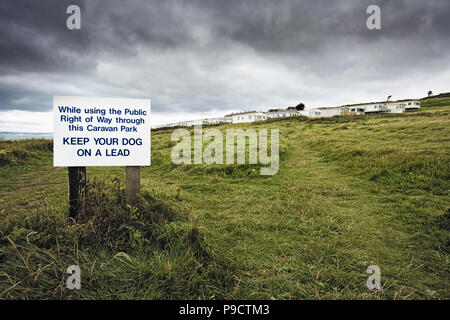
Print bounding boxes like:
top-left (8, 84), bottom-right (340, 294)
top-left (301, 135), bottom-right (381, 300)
top-left (141, 124), bottom-right (446, 299)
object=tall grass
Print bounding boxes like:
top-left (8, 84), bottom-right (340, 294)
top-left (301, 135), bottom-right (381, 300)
top-left (0, 178), bottom-right (236, 299)
top-left (0, 139), bottom-right (52, 166)
top-left (305, 110), bottom-right (450, 195)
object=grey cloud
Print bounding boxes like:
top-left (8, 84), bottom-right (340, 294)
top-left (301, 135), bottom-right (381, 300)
top-left (0, 0), bottom-right (449, 115)
top-left (0, 0), bottom-right (92, 74)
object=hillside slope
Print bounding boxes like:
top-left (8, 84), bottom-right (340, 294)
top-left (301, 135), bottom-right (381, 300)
top-left (0, 107), bottom-right (449, 299)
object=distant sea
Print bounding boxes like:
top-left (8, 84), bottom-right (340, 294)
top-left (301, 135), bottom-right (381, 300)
top-left (0, 132), bottom-right (53, 140)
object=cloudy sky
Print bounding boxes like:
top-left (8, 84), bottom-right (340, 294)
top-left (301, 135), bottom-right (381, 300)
top-left (0, 0), bottom-right (449, 132)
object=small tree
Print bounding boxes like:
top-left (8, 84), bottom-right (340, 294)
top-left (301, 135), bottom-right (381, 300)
top-left (428, 90), bottom-right (433, 97)
top-left (387, 95), bottom-right (392, 101)
top-left (295, 103), bottom-right (305, 110)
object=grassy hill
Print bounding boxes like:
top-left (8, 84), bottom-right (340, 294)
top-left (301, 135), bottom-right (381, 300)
top-left (420, 94), bottom-right (450, 109)
top-left (340, 92), bottom-right (450, 110)
top-left (0, 105), bottom-right (449, 299)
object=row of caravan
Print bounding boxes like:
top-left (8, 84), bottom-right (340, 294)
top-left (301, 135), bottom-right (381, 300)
top-left (153, 117), bottom-right (233, 129)
top-left (226, 100), bottom-right (421, 122)
top-left (299, 100), bottom-right (420, 118)
top-left (152, 100), bottom-right (420, 128)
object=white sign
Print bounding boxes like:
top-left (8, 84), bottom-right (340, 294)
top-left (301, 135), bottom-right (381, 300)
top-left (53, 96), bottom-right (151, 167)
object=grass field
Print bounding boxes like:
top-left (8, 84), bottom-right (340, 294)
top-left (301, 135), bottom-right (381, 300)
top-left (0, 104), bottom-right (449, 299)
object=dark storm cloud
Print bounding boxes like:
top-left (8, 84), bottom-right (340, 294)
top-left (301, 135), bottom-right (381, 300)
top-left (0, 0), bottom-right (449, 115)
top-left (215, 0), bottom-right (450, 50)
top-left (0, 0), bottom-right (93, 74)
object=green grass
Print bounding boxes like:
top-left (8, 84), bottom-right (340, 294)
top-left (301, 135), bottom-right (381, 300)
top-left (420, 96), bottom-right (450, 109)
top-left (0, 105), bottom-right (449, 299)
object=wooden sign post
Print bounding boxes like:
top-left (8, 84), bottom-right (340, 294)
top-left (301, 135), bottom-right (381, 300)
top-left (126, 166), bottom-right (140, 206)
top-left (68, 166), bottom-right (86, 219)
